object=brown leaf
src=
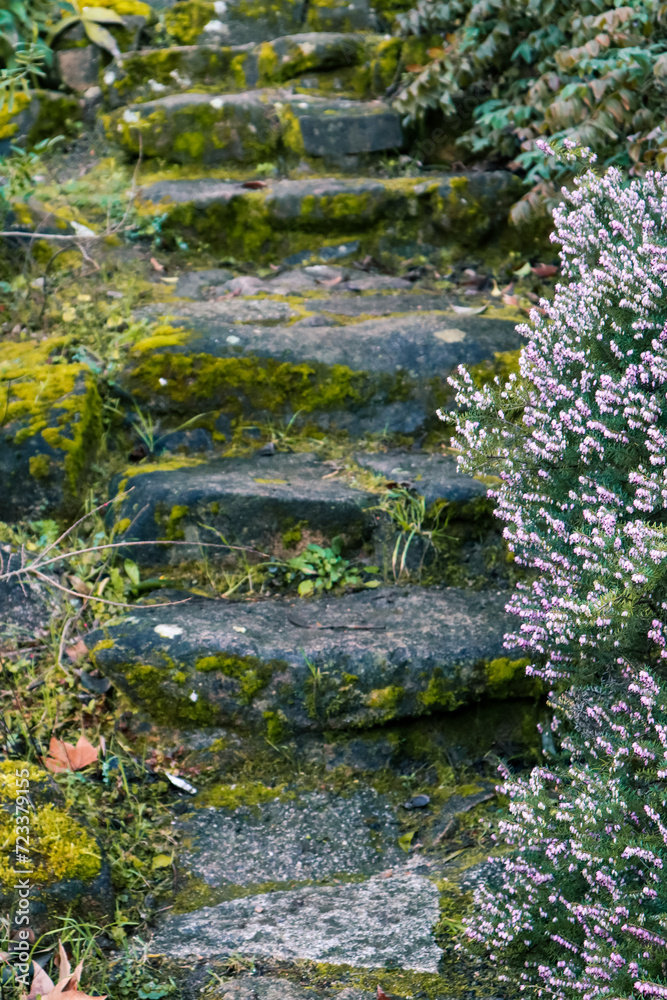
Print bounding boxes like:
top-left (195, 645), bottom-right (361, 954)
top-left (426, 47), bottom-right (445, 58)
top-left (44, 735), bottom-right (99, 773)
top-left (405, 64), bottom-right (425, 72)
top-left (242, 180), bottom-right (268, 189)
top-left (502, 293), bottom-right (521, 307)
top-left (67, 575), bottom-right (92, 597)
top-left (26, 961), bottom-right (55, 1000)
top-left (65, 639), bottom-right (88, 663)
top-left (318, 276), bottom-right (343, 287)
top-left (149, 256), bottom-right (164, 272)
top-left (377, 988), bottom-right (391, 1000)
top-left (531, 263), bottom-right (558, 278)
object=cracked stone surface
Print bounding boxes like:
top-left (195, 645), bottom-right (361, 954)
top-left (150, 871), bottom-right (442, 970)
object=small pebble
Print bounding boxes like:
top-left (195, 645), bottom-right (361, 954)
top-left (403, 794), bottom-right (430, 810)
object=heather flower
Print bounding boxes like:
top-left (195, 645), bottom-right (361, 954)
top-left (447, 164), bottom-right (667, 685)
top-left (463, 670), bottom-right (667, 998)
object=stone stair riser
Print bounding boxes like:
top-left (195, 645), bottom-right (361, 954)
top-left (135, 172), bottom-right (525, 259)
top-left (105, 91), bottom-right (403, 166)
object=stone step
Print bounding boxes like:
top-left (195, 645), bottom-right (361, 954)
top-left (119, 296), bottom-right (521, 432)
top-left (86, 585), bottom-right (532, 731)
top-left (133, 171), bottom-right (524, 261)
top-left (105, 89), bottom-right (402, 166)
top-left (102, 34), bottom-right (402, 107)
top-left (163, 0), bottom-right (375, 47)
top-left (110, 451), bottom-right (377, 565)
top-left (108, 448), bottom-right (486, 567)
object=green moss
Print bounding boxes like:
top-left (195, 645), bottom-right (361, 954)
top-left (164, 0), bottom-right (215, 44)
top-left (281, 519), bottom-right (306, 549)
top-left (0, 764), bottom-right (101, 886)
top-left (91, 639), bottom-right (114, 652)
top-left (125, 346), bottom-right (408, 420)
top-left (484, 656), bottom-right (543, 699)
top-left (263, 709), bottom-right (290, 742)
top-left (1, 338), bottom-right (102, 506)
top-left (29, 454), bottom-right (51, 479)
top-left (121, 662), bottom-right (220, 725)
top-left (417, 669), bottom-right (462, 712)
top-left (115, 517), bottom-right (131, 533)
top-left (366, 685), bottom-right (404, 714)
top-left (199, 779), bottom-right (285, 810)
top-left (276, 103), bottom-right (306, 156)
top-left (195, 653), bottom-right (279, 704)
top-left (162, 503), bottom-right (189, 540)
top-left (0, 91), bottom-right (80, 148)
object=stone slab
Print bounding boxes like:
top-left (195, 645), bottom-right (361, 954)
top-left (354, 451), bottom-right (487, 505)
top-left (87, 585), bottom-right (522, 731)
top-left (149, 871), bottom-right (442, 970)
top-left (179, 788), bottom-right (403, 885)
top-left (110, 451), bottom-right (375, 564)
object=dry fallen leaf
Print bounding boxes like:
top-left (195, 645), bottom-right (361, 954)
top-left (531, 263), bottom-right (558, 278)
top-left (44, 735), bottom-right (99, 773)
top-left (502, 293), bottom-right (521, 307)
top-left (450, 304), bottom-right (487, 316)
top-left (242, 179), bottom-right (268, 189)
top-left (65, 639), bottom-right (88, 663)
top-left (377, 988), bottom-right (391, 1000)
top-left (405, 64), bottom-right (425, 72)
top-left (149, 256), bottom-right (164, 272)
top-left (27, 942), bottom-right (106, 1000)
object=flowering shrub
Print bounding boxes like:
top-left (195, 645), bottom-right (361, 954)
top-left (448, 151), bottom-right (667, 685)
top-left (464, 668), bottom-right (667, 998)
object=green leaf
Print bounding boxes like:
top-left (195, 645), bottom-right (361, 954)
top-left (82, 18), bottom-right (121, 56)
top-left (82, 5), bottom-right (125, 21)
top-left (124, 558), bottom-right (140, 588)
top-left (151, 853), bottom-right (173, 870)
top-left (398, 831), bottom-right (415, 853)
top-left (298, 579), bottom-right (315, 596)
top-left (364, 580), bottom-right (382, 588)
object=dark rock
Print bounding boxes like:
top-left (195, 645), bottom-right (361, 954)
top-left (404, 794), bottom-right (430, 810)
top-left (175, 268), bottom-right (234, 299)
top-left (109, 451), bottom-right (375, 564)
top-left (149, 870), bottom-right (441, 969)
top-left (124, 304), bottom-right (521, 433)
top-left (154, 427), bottom-right (214, 455)
top-left (0, 549), bottom-right (62, 651)
top-left (86, 585), bottom-right (526, 731)
top-left (354, 451), bottom-right (487, 505)
top-left (56, 46), bottom-right (100, 92)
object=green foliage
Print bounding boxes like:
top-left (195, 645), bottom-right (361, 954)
top-left (396, 0), bottom-right (667, 217)
top-left (47, 0), bottom-right (125, 58)
top-left (0, 1), bottom-right (53, 108)
top-left (271, 537), bottom-right (380, 596)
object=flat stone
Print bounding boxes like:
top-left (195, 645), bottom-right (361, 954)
top-left (87, 585), bottom-right (523, 731)
top-left (139, 297), bottom-right (299, 323)
top-left (179, 788), bottom-right (403, 886)
top-left (110, 451), bottom-right (374, 564)
top-left (107, 90), bottom-right (402, 165)
top-left (175, 268), bottom-right (234, 299)
top-left (211, 980), bottom-right (372, 1000)
top-left (149, 871), bottom-right (442, 969)
top-left (198, 0), bottom-right (305, 46)
top-left (135, 172), bottom-right (524, 261)
top-left (354, 451), bottom-right (487, 505)
top-left (344, 275), bottom-right (412, 291)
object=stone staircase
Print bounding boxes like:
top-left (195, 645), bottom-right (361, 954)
top-left (0, 0), bottom-right (546, 990)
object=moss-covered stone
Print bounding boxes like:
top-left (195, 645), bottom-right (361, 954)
top-left (164, 0), bottom-right (215, 44)
top-left (0, 91), bottom-right (81, 153)
top-left (0, 338), bottom-right (102, 519)
top-left (0, 760), bottom-right (112, 926)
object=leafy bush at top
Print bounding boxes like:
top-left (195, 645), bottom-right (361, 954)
top-left (447, 147), bottom-right (667, 687)
top-left (395, 0), bottom-right (667, 219)
top-left (464, 667), bottom-right (667, 998)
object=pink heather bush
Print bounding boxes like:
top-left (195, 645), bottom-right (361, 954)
top-left (447, 156), bottom-right (667, 685)
top-left (463, 669), bottom-right (667, 998)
